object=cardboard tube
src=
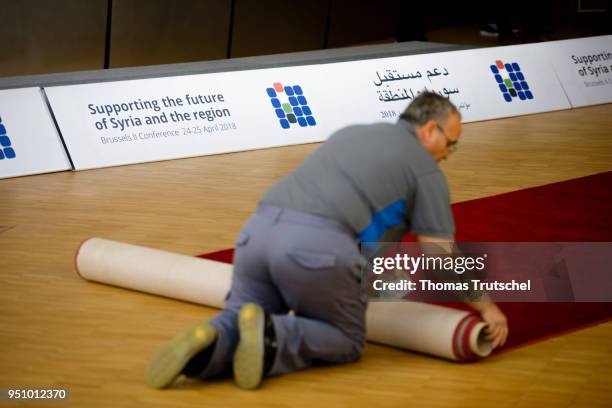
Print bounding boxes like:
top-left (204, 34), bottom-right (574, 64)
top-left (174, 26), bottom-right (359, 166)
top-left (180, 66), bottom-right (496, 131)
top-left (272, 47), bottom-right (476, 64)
top-left (75, 237), bottom-right (492, 361)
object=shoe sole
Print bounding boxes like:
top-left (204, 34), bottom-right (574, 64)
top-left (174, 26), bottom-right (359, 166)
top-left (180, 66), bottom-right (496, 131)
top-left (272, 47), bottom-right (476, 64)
top-left (146, 321), bottom-right (216, 389)
top-left (233, 303), bottom-right (265, 390)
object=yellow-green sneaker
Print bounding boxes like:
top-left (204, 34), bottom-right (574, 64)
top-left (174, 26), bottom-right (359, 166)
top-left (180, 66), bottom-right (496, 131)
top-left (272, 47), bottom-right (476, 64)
top-left (146, 321), bottom-right (217, 389)
top-left (233, 303), bottom-right (266, 389)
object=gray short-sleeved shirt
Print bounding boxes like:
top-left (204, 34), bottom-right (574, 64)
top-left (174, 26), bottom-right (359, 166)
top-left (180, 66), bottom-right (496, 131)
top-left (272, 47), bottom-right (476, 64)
top-left (261, 120), bottom-right (455, 242)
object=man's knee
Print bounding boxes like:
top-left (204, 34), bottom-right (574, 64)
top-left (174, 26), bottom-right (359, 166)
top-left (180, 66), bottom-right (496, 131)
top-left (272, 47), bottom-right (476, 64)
top-left (340, 341), bottom-right (364, 364)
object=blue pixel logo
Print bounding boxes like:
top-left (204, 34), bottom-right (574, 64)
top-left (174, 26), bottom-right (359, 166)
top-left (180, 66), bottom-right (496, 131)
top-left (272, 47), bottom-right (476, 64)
top-left (266, 82), bottom-right (317, 129)
top-left (490, 60), bottom-right (534, 102)
top-left (0, 116), bottom-right (17, 160)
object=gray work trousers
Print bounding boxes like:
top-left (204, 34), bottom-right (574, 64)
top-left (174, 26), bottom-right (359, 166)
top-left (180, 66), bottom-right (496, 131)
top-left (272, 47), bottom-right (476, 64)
top-left (196, 204), bottom-right (367, 379)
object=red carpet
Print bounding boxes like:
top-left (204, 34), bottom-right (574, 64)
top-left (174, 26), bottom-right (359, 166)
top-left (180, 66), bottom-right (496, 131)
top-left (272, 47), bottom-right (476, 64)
top-left (198, 172), bottom-right (612, 354)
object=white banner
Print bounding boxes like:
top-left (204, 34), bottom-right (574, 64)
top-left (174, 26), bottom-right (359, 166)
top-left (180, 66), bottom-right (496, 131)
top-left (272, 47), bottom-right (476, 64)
top-left (0, 88), bottom-right (71, 179)
top-left (326, 43), bottom-right (571, 124)
top-left (45, 66), bottom-right (337, 170)
top-left (543, 35), bottom-right (612, 107)
top-left (45, 42), bottom-right (572, 171)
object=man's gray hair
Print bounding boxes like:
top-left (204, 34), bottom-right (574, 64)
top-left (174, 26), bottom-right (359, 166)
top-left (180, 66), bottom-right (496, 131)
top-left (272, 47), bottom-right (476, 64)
top-left (400, 92), bottom-right (460, 126)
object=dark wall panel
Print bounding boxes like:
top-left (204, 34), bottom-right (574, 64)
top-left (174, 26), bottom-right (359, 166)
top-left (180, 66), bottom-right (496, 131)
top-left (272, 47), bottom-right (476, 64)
top-left (230, 0), bottom-right (328, 58)
top-left (110, 0), bottom-right (231, 68)
top-left (0, 0), bottom-right (107, 77)
top-left (327, 0), bottom-right (396, 47)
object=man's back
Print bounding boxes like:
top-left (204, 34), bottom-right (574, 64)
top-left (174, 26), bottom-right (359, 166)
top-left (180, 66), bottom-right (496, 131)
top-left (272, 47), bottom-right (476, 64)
top-left (261, 120), bottom-right (455, 242)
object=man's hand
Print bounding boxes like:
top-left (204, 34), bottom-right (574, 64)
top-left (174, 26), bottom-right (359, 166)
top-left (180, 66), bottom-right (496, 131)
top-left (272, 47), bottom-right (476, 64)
top-left (477, 302), bottom-right (508, 349)
top-left (415, 236), bottom-right (509, 349)
top-left (465, 300), bottom-right (509, 349)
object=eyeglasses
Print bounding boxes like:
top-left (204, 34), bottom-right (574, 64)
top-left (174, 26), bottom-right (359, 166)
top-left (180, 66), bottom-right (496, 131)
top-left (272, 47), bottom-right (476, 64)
top-left (436, 123), bottom-right (458, 154)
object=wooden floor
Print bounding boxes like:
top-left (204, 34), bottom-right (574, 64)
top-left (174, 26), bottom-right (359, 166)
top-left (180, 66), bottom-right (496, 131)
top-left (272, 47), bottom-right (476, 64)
top-left (1, 104), bottom-right (611, 407)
